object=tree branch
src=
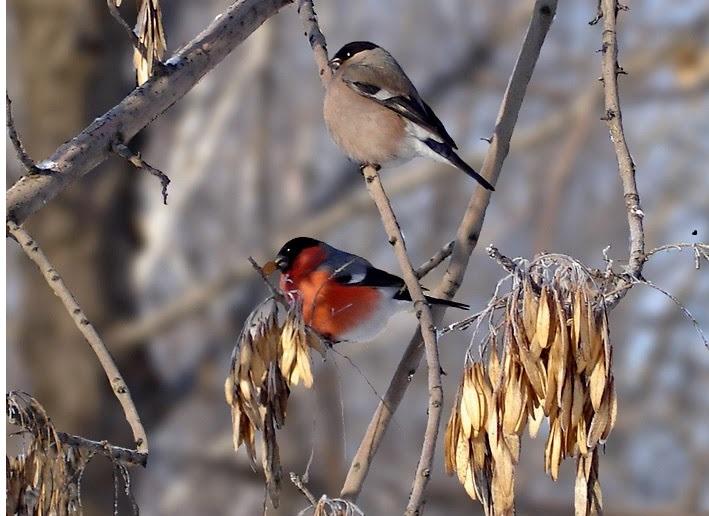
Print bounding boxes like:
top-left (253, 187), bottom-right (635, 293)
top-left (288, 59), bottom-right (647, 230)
top-left (596, 0), bottom-right (646, 308)
top-left (56, 432), bottom-right (147, 467)
top-left (112, 141), bottom-right (171, 204)
top-left (6, 0), bottom-right (292, 225)
top-left (362, 166), bottom-right (444, 515)
top-left (415, 240), bottom-right (455, 280)
top-left (340, 0), bottom-right (558, 502)
top-left (6, 94), bottom-right (37, 172)
top-left (7, 221), bottom-right (149, 460)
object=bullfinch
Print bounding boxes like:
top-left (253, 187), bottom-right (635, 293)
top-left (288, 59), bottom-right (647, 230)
top-left (265, 237), bottom-right (469, 343)
top-left (323, 41), bottom-right (495, 191)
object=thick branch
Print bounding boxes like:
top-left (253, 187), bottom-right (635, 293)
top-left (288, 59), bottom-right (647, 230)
top-left (6, 0), bottom-right (291, 225)
top-left (7, 221), bottom-right (149, 459)
top-left (341, 0), bottom-right (558, 501)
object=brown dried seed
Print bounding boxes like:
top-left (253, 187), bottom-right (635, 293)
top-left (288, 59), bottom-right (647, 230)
top-left (602, 376), bottom-right (617, 442)
top-left (587, 386), bottom-right (611, 449)
top-left (589, 358), bottom-right (606, 411)
top-left (528, 403), bottom-right (545, 439)
top-left (523, 278), bottom-right (539, 343)
top-left (502, 363), bottom-right (523, 435)
top-left (455, 429), bottom-right (472, 485)
top-left (536, 285), bottom-right (553, 349)
top-left (488, 342), bottom-right (502, 391)
top-left (444, 394), bottom-right (461, 475)
top-left (577, 417), bottom-right (589, 456)
top-left (560, 373), bottom-right (573, 434)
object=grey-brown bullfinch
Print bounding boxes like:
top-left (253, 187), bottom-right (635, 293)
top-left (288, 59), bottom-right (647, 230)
top-left (323, 41), bottom-right (495, 191)
top-left (263, 237), bottom-right (469, 343)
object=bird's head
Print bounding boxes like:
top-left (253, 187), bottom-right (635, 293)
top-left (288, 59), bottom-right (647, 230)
top-left (329, 41), bottom-right (379, 71)
top-left (269, 236), bottom-right (323, 275)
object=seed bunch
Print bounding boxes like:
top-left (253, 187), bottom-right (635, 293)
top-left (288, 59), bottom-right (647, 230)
top-left (444, 257), bottom-right (616, 515)
top-left (225, 297), bottom-right (322, 507)
top-left (7, 392), bottom-right (93, 515)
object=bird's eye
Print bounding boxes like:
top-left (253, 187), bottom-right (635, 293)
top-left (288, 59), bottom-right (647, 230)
top-left (346, 52), bottom-right (351, 57)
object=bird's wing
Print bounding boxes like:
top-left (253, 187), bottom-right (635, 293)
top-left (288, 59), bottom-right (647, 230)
top-left (325, 251), bottom-right (406, 291)
top-left (340, 64), bottom-right (458, 149)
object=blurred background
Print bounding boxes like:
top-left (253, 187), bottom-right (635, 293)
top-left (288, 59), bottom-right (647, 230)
top-left (5, 0), bottom-right (709, 514)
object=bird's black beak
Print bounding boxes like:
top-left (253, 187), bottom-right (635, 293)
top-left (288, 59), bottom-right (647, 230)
top-left (273, 255), bottom-right (288, 271)
top-left (329, 58), bottom-right (341, 71)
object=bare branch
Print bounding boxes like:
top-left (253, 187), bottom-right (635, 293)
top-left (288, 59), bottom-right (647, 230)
top-left (248, 256), bottom-right (286, 303)
top-left (296, 0), bottom-right (332, 84)
top-left (56, 432), bottom-right (147, 467)
top-left (6, 95), bottom-right (37, 172)
top-left (7, 221), bottom-right (149, 459)
top-left (415, 241), bottom-right (454, 279)
top-left (290, 472), bottom-right (317, 507)
top-left (360, 166), bottom-right (444, 515)
top-left (6, 0), bottom-right (292, 225)
top-left (341, 0), bottom-right (558, 502)
top-left (112, 141), bottom-right (170, 204)
top-left (597, 0), bottom-right (646, 305)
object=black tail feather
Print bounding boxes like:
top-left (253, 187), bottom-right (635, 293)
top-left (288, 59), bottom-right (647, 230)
top-left (394, 288), bottom-right (469, 310)
top-left (424, 138), bottom-right (495, 191)
top-left (424, 295), bottom-right (470, 310)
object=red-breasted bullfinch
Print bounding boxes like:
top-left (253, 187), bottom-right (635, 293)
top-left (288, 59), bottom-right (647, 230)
top-left (266, 237), bottom-right (469, 343)
top-left (323, 41), bottom-right (495, 191)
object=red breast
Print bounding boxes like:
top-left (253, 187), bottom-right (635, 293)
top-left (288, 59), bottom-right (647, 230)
top-left (280, 249), bottom-right (381, 341)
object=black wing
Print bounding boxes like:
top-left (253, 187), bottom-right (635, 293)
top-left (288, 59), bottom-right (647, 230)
top-left (344, 79), bottom-right (458, 149)
top-left (333, 264), bottom-right (405, 290)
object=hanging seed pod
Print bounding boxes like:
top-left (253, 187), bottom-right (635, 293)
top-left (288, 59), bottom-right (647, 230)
top-left (522, 277), bottom-right (540, 353)
top-left (444, 388), bottom-right (463, 476)
top-left (280, 309), bottom-right (314, 388)
top-left (554, 291), bottom-right (570, 405)
top-left (602, 376), bottom-right (618, 442)
top-left (535, 285), bottom-right (555, 350)
top-left (589, 357), bottom-right (607, 412)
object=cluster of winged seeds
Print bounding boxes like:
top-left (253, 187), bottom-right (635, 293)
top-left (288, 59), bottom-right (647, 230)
top-left (224, 297), bottom-right (323, 507)
top-left (7, 392), bottom-right (92, 515)
top-left (444, 259), bottom-right (614, 515)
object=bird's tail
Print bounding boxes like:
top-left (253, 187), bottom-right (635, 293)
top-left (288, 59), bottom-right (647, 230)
top-left (424, 295), bottom-right (469, 310)
top-left (424, 138), bottom-right (495, 191)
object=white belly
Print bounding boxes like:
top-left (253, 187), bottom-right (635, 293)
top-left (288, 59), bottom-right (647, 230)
top-left (338, 296), bottom-right (409, 343)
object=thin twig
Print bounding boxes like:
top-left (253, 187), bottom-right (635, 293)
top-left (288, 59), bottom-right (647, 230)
top-left (486, 244), bottom-right (518, 274)
top-left (290, 472), bottom-right (317, 506)
top-left (6, 95), bottom-right (38, 173)
top-left (56, 432), bottom-right (147, 467)
top-left (340, 0), bottom-right (558, 503)
top-left (597, 0), bottom-right (646, 306)
top-left (415, 240), bottom-right (455, 279)
top-left (7, 221), bottom-right (149, 458)
top-left (112, 141), bottom-right (170, 204)
top-left (248, 256), bottom-right (286, 303)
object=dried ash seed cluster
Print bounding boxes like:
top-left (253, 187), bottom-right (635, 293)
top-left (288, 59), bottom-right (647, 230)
top-left (444, 257), bottom-right (614, 515)
top-left (224, 297), bottom-right (324, 507)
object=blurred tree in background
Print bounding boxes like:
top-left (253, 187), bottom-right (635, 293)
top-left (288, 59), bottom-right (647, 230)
top-left (6, 0), bottom-right (708, 514)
